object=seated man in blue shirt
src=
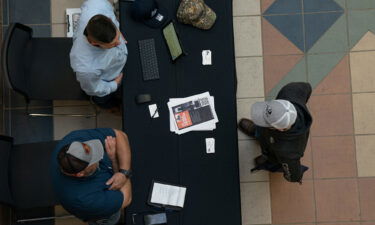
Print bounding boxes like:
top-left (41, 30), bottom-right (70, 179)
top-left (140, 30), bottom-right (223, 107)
top-left (70, 0), bottom-right (128, 109)
top-left (51, 128), bottom-right (132, 225)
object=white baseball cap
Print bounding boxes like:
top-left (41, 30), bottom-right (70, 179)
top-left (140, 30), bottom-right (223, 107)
top-left (67, 139), bottom-right (104, 166)
top-left (251, 100), bottom-right (297, 129)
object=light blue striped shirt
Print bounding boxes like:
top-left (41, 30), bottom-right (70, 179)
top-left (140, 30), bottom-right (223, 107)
top-left (70, 0), bottom-right (128, 97)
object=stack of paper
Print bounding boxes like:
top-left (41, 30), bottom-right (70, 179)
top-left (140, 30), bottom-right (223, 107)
top-left (66, 8), bottom-right (81, 37)
top-left (168, 92), bottom-right (219, 135)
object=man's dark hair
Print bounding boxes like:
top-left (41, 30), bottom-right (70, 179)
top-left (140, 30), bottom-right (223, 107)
top-left (57, 144), bottom-right (89, 174)
top-left (84, 14), bottom-right (117, 43)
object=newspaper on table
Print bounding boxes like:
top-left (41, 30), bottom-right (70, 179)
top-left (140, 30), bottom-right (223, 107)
top-left (168, 92), bottom-right (218, 135)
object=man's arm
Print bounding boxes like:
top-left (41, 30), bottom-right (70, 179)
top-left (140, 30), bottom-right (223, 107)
top-left (105, 129), bottom-right (132, 190)
top-left (76, 71), bottom-right (118, 97)
top-left (278, 157), bottom-right (308, 183)
top-left (113, 129), bottom-right (131, 172)
top-left (276, 82), bottom-right (312, 105)
top-left (119, 179), bottom-right (132, 209)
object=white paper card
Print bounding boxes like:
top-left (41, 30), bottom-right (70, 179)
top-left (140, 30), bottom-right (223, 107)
top-left (202, 50), bottom-right (212, 65)
top-left (156, 13), bottom-right (164, 22)
top-left (205, 138), bottom-right (215, 153)
top-left (149, 104), bottom-right (159, 118)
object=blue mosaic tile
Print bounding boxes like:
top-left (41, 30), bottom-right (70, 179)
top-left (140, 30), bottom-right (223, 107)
top-left (303, 0), bottom-right (343, 13)
top-left (304, 12), bottom-right (343, 51)
top-left (264, 14), bottom-right (304, 51)
top-left (3, 0), bottom-right (8, 25)
top-left (29, 25), bottom-right (51, 37)
top-left (264, 0), bottom-right (302, 15)
top-left (5, 108), bottom-right (53, 145)
top-left (9, 0), bottom-right (50, 24)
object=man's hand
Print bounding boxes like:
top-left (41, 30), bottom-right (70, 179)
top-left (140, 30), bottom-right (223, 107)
top-left (106, 172), bottom-right (127, 190)
top-left (120, 32), bottom-right (128, 44)
top-left (114, 73), bottom-right (123, 85)
top-left (105, 136), bottom-right (117, 160)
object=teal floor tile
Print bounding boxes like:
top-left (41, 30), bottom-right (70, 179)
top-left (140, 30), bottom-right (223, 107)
top-left (267, 58), bottom-right (307, 98)
top-left (303, 0), bottom-right (344, 13)
top-left (304, 12), bottom-right (343, 51)
top-left (347, 0), bottom-right (375, 9)
top-left (307, 53), bottom-right (347, 88)
top-left (308, 14), bottom-right (348, 54)
top-left (348, 9), bottom-right (375, 49)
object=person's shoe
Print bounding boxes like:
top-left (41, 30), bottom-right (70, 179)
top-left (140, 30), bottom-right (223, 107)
top-left (254, 155), bottom-right (268, 166)
top-left (238, 118), bottom-right (256, 137)
top-left (107, 105), bottom-right (122, 116)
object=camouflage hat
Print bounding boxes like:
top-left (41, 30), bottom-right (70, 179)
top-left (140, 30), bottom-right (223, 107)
top-left (177, 0), bottom-right (217, 30)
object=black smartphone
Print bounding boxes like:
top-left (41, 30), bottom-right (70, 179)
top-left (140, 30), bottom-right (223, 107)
top-left (144, 213), bottom-right (167, 225)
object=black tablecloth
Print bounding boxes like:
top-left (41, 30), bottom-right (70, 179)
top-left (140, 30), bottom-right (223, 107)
top-left (120, 0), bottom-right (241, 224)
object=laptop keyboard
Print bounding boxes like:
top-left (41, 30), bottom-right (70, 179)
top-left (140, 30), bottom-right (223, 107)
top-left (138, 39), bottom-right (160, 81)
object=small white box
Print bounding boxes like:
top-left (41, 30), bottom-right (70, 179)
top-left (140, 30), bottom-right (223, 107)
top-left (205, 138), bottom-right (215, 153)
top-left (202, 50), bottom-right (212, 65)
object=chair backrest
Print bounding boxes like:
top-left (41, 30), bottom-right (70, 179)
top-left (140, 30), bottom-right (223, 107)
top-left (0, 136), bottom-right (14, 206)
top-left (10, 141), bottom-right (60, 209)
top-left (1, 23), bottom-right (32, 100)
top-left (2, 23), bottom-right (88, 101)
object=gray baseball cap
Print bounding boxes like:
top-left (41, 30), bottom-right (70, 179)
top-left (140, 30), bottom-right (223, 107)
top-left (67, 140), bottom-right (104, 166)
top-left (251, 100), bottom-right (297, 129)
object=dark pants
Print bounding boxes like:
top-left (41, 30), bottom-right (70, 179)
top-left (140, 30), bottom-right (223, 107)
top-left (92, 88), bottom-right (122, 109)
top-left (252, 126), bottom-right (308, 173)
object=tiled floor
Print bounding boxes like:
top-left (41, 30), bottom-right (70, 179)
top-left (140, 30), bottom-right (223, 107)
top-left (2, 0), bottom-right (375, 225)
top-left (236, 0), bottom-right (375, 225)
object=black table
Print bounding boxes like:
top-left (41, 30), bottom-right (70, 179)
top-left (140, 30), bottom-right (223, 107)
top-left (120, 0), bottom-right (241, 224)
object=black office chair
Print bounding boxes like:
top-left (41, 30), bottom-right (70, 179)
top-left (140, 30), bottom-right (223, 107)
top-left (1, 23), bottom-right (96, 117)
top-left (0, 135), bottom-right (74, 223)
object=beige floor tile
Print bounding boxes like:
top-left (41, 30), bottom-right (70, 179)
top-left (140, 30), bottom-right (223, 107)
top-left (234, 16), bottom-right (262, 57)
top-left (351, 31), bottom-right (375, 52)
top-left (55, 205), bottom-right (68, 216)
top-left (53, 100), bottom-right (91, 107)
top-left (53, 106), bottom-right (96, 140)
top-left (51, 0), bottom-right (85, 23)
top-left (237, 98), bottom-right (264, 140)
top-left (55, 217), bottom-right (86, 225)
top-left (55, 205), bottom-right (84, 225)
top-left (52, 24), bottom-right (67, 37)
top-left (270, 180), bottom-right (315, 223)
top-left (239, 140), bottom-right (269, 182)
top-left (233, 0), bottom-right (261, 16)
top-left (97, 110), bottom-right (122, 130)
top-left (240, 182), bottom-right (271, 225)
top-left (356, 135), bottom-right (375, 177)
top-left (350, 51), bottom-right (375, 92)
top-left (236, 57), bottom-right (264, 98)
top-left (353, 93), bottom-right (375, 134)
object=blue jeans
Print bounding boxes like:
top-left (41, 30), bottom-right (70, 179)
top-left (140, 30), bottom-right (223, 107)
top-left (254, 125), bottom-right (261, 139)
top-left (88, 211), bottom-right (121, 225)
